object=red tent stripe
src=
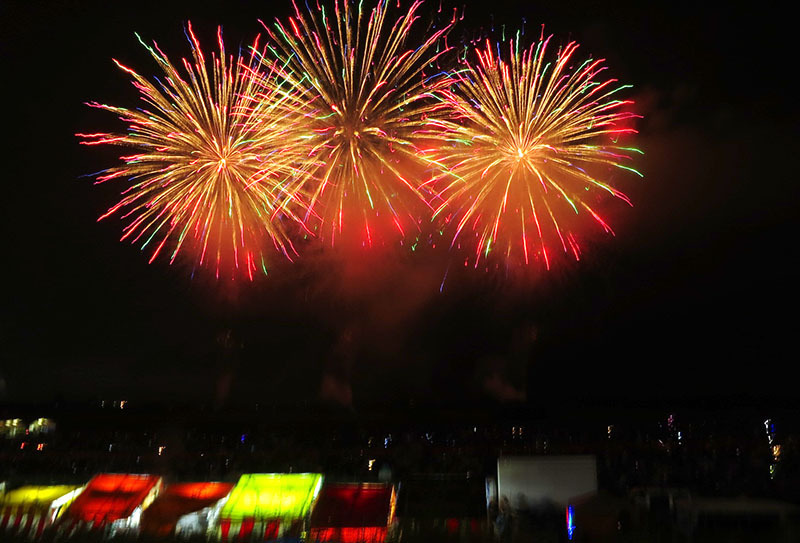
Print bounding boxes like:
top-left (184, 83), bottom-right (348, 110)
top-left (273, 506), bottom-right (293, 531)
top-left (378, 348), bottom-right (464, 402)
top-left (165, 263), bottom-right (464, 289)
top-left (239, 517), bottom-right (255, 540)
top-left (220, 519), bottom-right (231, 542)
top-left (35, 515), bottom-right (47, 539)
top-left (264, 520), bottom-right (280, 540)
top-left (21, 512), bottom-right (35, 536)
top-left (11, 512), bottom-right (23, 533)
top-left (0, 510), bottom-right (11, 531)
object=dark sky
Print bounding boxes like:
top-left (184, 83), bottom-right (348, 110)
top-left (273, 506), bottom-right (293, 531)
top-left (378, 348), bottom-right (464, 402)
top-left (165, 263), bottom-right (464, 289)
top-left (1, 1), bottom-right (796, 409)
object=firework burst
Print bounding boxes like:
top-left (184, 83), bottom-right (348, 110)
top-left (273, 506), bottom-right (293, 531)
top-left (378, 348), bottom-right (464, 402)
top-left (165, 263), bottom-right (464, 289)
top-left (261, 0), bottom-right (454, 246)
top-left (427, 35), bottom-right (642, 268)
top-left (78, 24), bottom-right (311, 280)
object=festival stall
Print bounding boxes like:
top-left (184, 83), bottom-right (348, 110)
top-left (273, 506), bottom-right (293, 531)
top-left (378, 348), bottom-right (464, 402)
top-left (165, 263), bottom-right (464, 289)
top-left (218, 473), bottom-right (323, 541)
top-left (140, 482), bottom-right (234, 538)
top-left (59, 473), bottom-right (162, 536)
top-left (0, 485), bottom-right (83, 538)
top-left (395, 474), bottom-right (488, 539)
top-left (309, 483), bottom-right (396, 543)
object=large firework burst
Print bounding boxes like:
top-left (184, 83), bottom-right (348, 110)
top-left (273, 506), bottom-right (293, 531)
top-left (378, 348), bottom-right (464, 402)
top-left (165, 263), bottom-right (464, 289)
top-left (427, 35), bottom-right (642, 268)
top-left (262, 0), bottom-right (454, 246)
top-left (78, 24), bottom-right (310, 279)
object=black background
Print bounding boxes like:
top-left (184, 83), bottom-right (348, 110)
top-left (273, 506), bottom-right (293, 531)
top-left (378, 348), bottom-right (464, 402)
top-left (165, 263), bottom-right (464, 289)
top-left (1, 1), bottom-right (796, 410)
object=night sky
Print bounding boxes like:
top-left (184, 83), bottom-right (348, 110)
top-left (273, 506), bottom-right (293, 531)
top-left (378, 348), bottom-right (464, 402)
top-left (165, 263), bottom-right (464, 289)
top-left (1, 1), bottom-right (796, 409)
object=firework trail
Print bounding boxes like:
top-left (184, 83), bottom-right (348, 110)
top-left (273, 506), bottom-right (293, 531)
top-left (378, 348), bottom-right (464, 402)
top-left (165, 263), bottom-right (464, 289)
top-left (261, 0), bottom-right (454, 246)
top-left (78, 24), bottom-right (311, 280)
top-left (427, 35), bottom-right (642, 268)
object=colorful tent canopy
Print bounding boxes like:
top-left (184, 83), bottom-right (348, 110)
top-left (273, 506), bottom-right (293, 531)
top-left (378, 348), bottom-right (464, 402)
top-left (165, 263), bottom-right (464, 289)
top-left (62, 473), bottom-right (161, 528)
top-left (219, 473), bottom-right (323, 541)
top-left (221, 474), bottom-right (323, 521)
top-left (0, 485), bottom-right (82, 538)
top-left (141, 482), bottom-right (234, 537)
top-left (1, 486), bottom-right (79, 509)
top-left (309, 483), bottom-right (395, 543)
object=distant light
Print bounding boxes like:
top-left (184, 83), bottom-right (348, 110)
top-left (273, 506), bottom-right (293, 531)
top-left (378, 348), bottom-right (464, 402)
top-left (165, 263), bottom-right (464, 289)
top-left (158, 446), bottom-right (166, 456)
top-left (368, 459), bottom-right (376, 471)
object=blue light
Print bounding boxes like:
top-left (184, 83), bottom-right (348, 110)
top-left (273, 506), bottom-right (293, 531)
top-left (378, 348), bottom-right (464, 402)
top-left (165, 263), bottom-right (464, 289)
top-left (566, 505), bottom-right (575, 540)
